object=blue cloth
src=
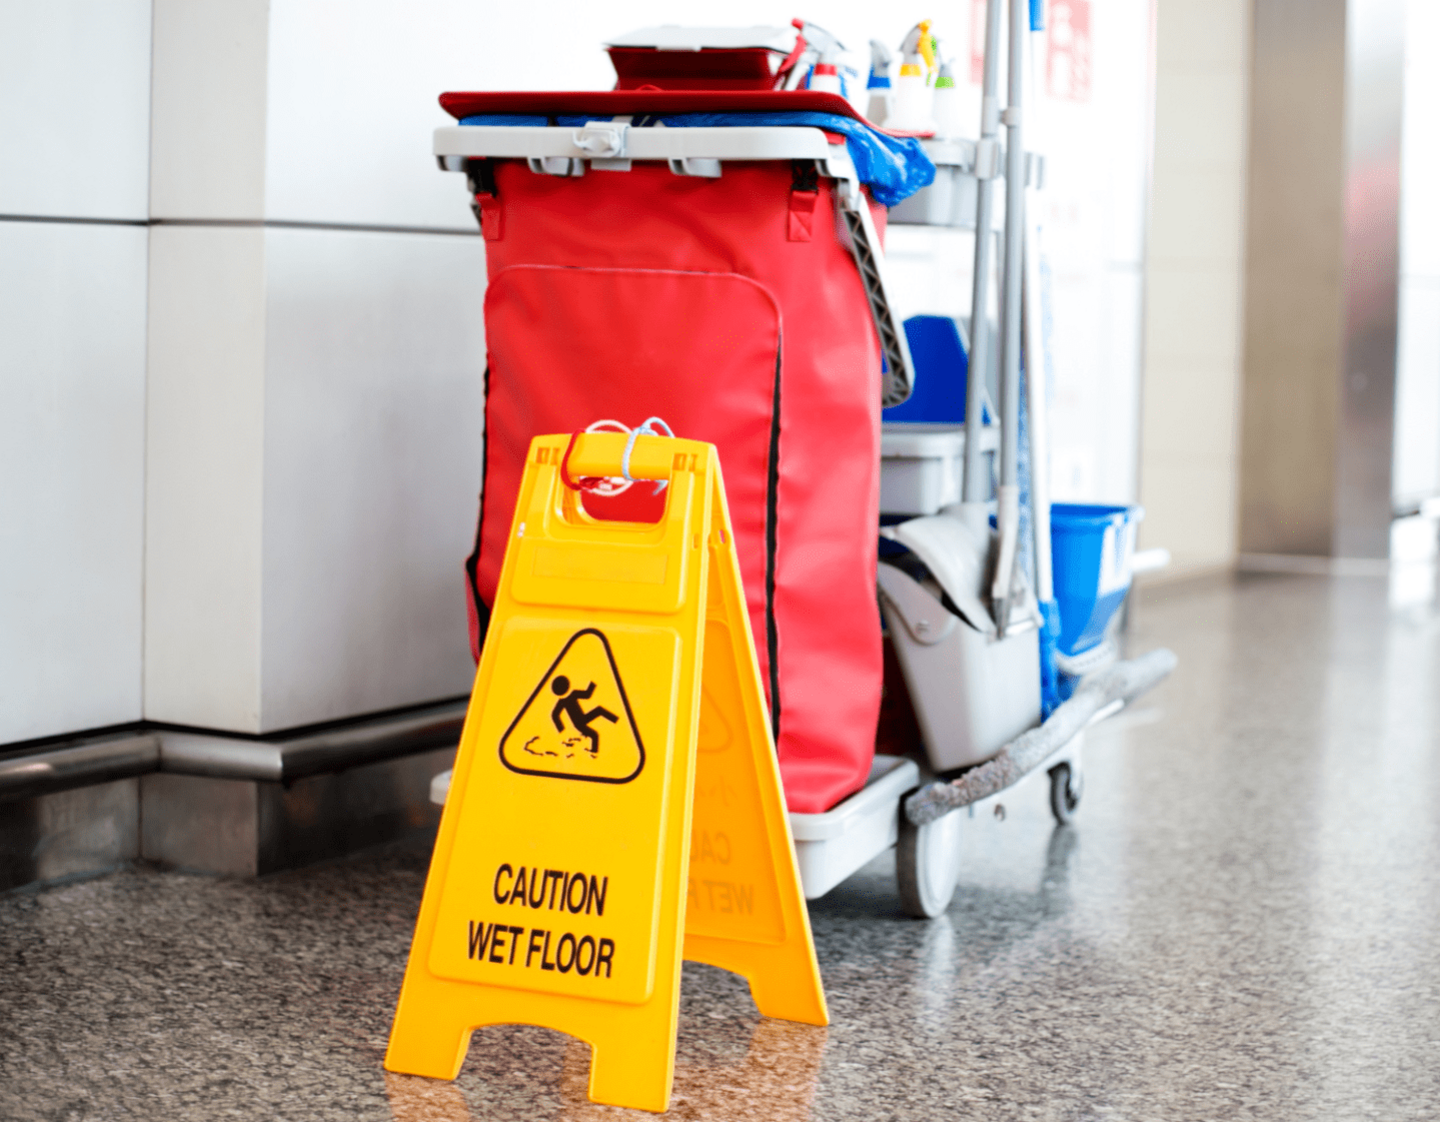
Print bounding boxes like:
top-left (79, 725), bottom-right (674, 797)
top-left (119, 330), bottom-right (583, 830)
top-left (458, 110), bottom-right (935, 207)
top-left (460, 113), bottom-right (548, 126)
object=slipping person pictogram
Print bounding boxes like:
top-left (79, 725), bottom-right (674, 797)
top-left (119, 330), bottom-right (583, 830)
top-left (550, 676), bottom-right (617, 756)
top-left (499, 628), bottom-right (646, 784)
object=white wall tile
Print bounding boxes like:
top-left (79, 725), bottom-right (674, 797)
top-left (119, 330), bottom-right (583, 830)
top-left (883, 225), bottom-right (978, 322)
top-left (263, 0), bottom-right (475, 230)
top-left (145, 225), bottom-right (488, 734)
top-left (1401, 0), bottom-right (1440, 279)
top-left (150, 0), bottom-right (270, 220)
top-left (258, 227), bottom-right (486, 729)
top-left (1143, 357), bottom-right (1243, 463)
top-left (1048, 262), bottom-right (1106, 500)
top-left (1137, 459), bottom-right (1238, 569)
top-left (1139, 0), bottom-right (1251, 572)
top-left (1152, 71), bottom-right (1249, 171)
top-left (1145, 262), bottom-right (1244, 366)
top-left (1148, 165), bottom-right (1248, 267)
top-left (1393, 0), bottom-right (1440, 507)
top-left (1393, 279), bottom-right (1440, 505)
top-left (1093, 0), bottom-right (1156, 268)
top-left (1156, 0), bottom-right (1249, 70)
top-left (0, 222), bottom-right (147, 743)
top-left (0, 0), bottom-right (152, 220)
top-left (1099, 266), bottom-right (1145, 502)
top-left (1045, 264), bottom-right (1145, 505)
top-left (145, 226), bottom-right (267, 730)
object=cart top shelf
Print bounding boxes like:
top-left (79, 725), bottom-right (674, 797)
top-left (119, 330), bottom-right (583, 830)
top-left (434, 92), bottom-right (941, 213)
top-left (434, 124), bottom-right (846, 166)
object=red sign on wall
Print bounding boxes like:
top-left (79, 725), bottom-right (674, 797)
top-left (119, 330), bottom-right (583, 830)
top-left (1047, 0), bottom-right (1093, 102)
top-left (970, 0), bottom-right (987, 85)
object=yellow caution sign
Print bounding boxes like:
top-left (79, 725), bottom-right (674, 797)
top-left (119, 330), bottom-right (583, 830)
top-left (385, 432), bottom-right (827, 1113)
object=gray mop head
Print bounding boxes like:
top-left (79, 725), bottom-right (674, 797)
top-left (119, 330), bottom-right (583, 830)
top-left (904, 647), bottom-right (1178, 827)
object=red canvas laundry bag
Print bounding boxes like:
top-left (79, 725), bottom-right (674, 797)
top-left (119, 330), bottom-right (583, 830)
top-left (459, 142), bottom-right (887, 814)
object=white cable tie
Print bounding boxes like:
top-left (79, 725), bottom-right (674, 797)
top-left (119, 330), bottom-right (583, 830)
top-left (621, 429), bottom-right (642, 483)
top-left (622, 417), bottom-right (676, 493)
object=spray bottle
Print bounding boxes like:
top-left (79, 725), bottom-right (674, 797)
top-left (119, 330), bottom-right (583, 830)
top-left (887, 20), bottom-right (936, 132)
top-left (792, 19), bottom-right (847, 96)
top-left (931, 47), bottom-right (965, 137)
top-left (866, 38), bottom-right (893, 124)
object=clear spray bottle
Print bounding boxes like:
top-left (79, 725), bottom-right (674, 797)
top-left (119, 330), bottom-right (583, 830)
top-left (866, 38), bottom-right (893, 124)
top-left (887, 20), bottom-right (937, 132)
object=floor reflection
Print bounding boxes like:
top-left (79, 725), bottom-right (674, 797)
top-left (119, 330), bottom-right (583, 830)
top-left (385, 1069), bottom-right (472, 1122)
top-left (384, 1016), bottom-right (827, 1122)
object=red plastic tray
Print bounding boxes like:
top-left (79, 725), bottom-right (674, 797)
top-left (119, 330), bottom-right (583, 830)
top-left (438, 89), bottom-right (935, 140)
top-left (439, 89), bottom-right (865, 122)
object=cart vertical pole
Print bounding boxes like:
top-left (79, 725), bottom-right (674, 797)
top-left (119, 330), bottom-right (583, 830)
top-left (1024, 0), bottom-right (1052, 609)
top-left (962, 0), bottom-right (1005, 506)
top-left (992, 0), bottom-right (1028, 633)
top-left (1022, 0), bottom-right (1062, 714)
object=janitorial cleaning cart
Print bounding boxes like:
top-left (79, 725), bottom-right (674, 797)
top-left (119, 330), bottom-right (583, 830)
top-left (872, 0), bottom-right (1174, 915)
top-left (429, 10), bottom-right (1173, 922)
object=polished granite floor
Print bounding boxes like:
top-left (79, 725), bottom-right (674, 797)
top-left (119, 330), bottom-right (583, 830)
top-left (4, 572), bottom-right (1439, 1121)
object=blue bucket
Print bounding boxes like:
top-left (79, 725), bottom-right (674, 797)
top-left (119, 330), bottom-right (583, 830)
top-left (882, 316), bottom-right (968, 424)
top-left (1050, 503), bottom-right (1143, 655)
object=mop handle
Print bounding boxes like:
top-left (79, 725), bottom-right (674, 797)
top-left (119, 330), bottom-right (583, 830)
top-left (1024, 2), bottom-right (1054, 606)
top-left (961, 0), bottom-right (1006, 504)
top-left (991, 0), bottom-right (1029, 627)
top-left (998, 0), bottom-right (1026, 502)
top-left (1024, 215), bottom-right (1053, 604)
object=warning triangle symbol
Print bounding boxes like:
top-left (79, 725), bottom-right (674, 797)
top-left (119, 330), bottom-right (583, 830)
top-left (499, 628), bottom-right (646, 784)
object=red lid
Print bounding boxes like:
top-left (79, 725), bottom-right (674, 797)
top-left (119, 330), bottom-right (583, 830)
top-left (607, 46), bottom-right (780, 91)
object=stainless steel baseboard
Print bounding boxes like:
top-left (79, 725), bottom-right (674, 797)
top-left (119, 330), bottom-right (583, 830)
top-left (140, 746), bottom-right (454, 876)
top-left (2, 701), bottom-right (465, 893)
top-left (0, 779), bottom-right (141, 893)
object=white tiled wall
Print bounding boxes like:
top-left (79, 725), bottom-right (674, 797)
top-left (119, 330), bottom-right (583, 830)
top-left (0, 0), bottom-right (152, 221)
top-left (263, 0), bottom-right (485, 230)
top-left (1393, 0), bottom-right (1440, 509)
top-left (144, 226), bottom-right (486, 734)
top-left (258, 228), bottom-right (486, 730)
top-left (1138, 0), bottom-right (1250, 576)
top-left (0, 223), bottom-right (148, 742)
top-left (149, 0), bottom-right (270, 221)
top-left (0, 0), bottom-right (152, 744)
top-left (141, 1), bottom-right (495, 735)
top-left (144, 225), bottom-right (268, 731)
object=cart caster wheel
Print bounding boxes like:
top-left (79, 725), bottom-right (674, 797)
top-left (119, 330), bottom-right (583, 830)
top-left (896, 804), bottom-right (963, 918)
top-left (1049, 761), bottom-right (1082, 825)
